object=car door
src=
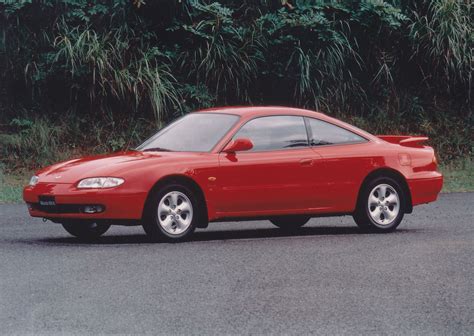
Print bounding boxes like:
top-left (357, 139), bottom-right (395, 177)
top-left (305, 117), bottom-right (373, 212)
top-left (215, 115), bottom-right (325, 216)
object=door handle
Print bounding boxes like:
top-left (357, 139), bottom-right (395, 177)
top-left (299, 158), bottom-right (313, 166)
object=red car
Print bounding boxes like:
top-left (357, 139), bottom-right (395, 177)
top-left (23, 107), bottom-right (443, 241)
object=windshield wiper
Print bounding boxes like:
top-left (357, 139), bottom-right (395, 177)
top-left (142, 147), bottom-right (172, 152)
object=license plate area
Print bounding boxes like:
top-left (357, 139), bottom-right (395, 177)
top-left (38, 195), bottom-right (56, 207)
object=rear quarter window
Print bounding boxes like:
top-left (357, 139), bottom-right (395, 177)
top-left (306, 117), bottom-right (367, 146)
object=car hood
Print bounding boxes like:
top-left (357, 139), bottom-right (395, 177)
top-left (36, 151), bottom-right (194, 184)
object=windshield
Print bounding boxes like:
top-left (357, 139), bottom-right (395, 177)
top-left (137, 113), bottom-right (239, 152)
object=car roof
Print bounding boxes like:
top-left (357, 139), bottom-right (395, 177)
top-left (196, 106), bottom-right (378, 142)
top-left (196, 106), bottom-right (327, 119)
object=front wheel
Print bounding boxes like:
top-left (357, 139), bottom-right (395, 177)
top-left (62, 221), bottom-right (110, 240)
top-left (143, 183), bottom-right (204, 242)
top-left (353, 176), bottom-right (405, 232)
top-left (270, 216), bottom-right (310, 230)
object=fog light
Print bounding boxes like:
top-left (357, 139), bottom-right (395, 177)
top-left (83, 205), bottom-right (104, 214)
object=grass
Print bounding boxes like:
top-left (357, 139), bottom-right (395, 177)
top-left (440, 158), bottom-right (474, 193)
top-left (0, 172), bottom-right (27, 204)
top-left (1, 158), bottom-right (472, 204)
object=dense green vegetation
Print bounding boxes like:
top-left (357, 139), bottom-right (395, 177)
top-left (0, 0), bottom-right (472, 173)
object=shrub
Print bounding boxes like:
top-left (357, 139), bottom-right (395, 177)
top-left (0, 0), bottom-right (472, 169)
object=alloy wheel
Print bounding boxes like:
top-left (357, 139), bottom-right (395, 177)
top-left (367, 183), bottom-right (400, 226)
top-left (157, 191), bottom-right (194, 235)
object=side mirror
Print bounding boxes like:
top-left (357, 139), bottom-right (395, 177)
top-left (223, 138), bottom-right (253, 153)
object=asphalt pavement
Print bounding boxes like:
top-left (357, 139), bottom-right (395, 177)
top-left (0, 193), bottom-right (473, 335)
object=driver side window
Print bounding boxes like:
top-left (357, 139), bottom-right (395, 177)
top-left (233, 116), bottom-right (308, 152)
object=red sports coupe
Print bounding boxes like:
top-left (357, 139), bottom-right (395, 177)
top-left (23, 107), bottom-right (443, 241)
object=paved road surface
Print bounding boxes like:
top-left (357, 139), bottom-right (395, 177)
top-left (0, 193), bottom-right (473, 335)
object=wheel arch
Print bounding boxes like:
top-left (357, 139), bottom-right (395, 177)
top-left (142, 174), bottom-right (209, 228)
top-left (358, 168), bottom-right (413, 214)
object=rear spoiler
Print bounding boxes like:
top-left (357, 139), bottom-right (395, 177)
top-left (377, 135), bottom-right (429, 148)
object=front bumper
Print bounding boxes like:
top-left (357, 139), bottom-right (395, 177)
top-left (407, 172), bottom-right (443, 206)
top-left (23, 182), bottom-right (148, 220)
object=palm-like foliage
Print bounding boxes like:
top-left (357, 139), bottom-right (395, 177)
top-left (0, 0), bottom-right (472, 165)
top-left (258, 3), bottom-right (364, 110)
top-left (409, 0), bottom-right (472, 100)
top-left (176, 2), bottom-right (263, 103)
top-left (53, 23), bottom-right (180, 121)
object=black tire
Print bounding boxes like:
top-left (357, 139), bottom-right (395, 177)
top-left (142, 183), bottom-right (205, 242)
top-left (62, 221), bottom-right (110, 240)
top-left (270, 216), bottom-right (310, 230)
top-left (353, 176), bottom-right (405, 232)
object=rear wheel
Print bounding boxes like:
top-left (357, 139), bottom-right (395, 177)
top-left (353, 176), bottom-right (405, 232)
top-left (270, 216), bottom-right (310, 230)
top-left (62, 221), bottom-right (110, 240)
top-left (143, 183), bottom-right (205, 242)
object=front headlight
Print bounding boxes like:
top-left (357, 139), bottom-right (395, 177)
top-left (29, 175), bottom-right (39, 186)
top-left (77, 177), bottom-right (125, 189)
